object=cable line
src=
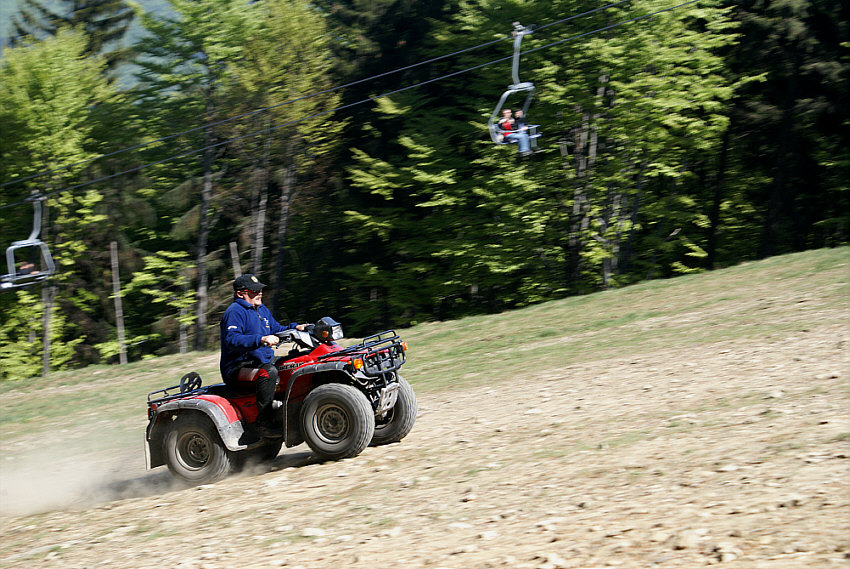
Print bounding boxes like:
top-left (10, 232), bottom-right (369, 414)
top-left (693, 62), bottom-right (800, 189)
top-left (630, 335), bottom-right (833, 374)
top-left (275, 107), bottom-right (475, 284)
top-left (0, 0), bottom-right (701, 211)
top-left (528, 0), bottom-right (698, 55)
top-left (0, 0), bottom-right (633, 190)
top-left (0, 20), bottom-right (515, 190)
top-left (535, 0), bottom-right (632, 32)
top-left (0, 35), bottom-right (505, 190)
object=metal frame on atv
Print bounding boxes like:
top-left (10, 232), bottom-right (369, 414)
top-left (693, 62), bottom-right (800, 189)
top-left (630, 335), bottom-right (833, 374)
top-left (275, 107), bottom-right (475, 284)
top-left (144, 317), bottom-right (417, 484)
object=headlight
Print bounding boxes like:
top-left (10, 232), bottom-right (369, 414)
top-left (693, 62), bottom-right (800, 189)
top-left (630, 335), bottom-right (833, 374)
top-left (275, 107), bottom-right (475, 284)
top-left (314, 317), bottom-right (343, 343)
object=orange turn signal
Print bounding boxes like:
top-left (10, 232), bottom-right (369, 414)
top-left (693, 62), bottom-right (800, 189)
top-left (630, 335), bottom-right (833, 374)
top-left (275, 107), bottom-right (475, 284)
top-left (401, 342), bottom-right (409, 351)
top-left (352, 358), bottom-right (364, 370)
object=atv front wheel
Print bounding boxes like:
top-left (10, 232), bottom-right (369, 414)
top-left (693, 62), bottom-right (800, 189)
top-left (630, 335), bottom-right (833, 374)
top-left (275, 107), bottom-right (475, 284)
top-left (163, 413), bottom-right (234, 484)
top-left (371, 375), bottom-right (417, 446)
top-left (300, 384), bottom-right (374, 461)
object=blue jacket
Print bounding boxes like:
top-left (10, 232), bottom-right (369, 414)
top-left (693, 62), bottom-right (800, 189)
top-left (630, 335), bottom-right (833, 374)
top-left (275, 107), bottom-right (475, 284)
top-left (219, 298), bottom-right (297, 379)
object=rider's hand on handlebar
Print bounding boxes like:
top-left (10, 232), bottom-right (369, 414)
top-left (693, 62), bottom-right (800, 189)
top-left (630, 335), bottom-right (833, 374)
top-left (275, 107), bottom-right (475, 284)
top-left (261, 334), bottom-right (280, 347)
top-left (295, 324), bottom-right (307, 331)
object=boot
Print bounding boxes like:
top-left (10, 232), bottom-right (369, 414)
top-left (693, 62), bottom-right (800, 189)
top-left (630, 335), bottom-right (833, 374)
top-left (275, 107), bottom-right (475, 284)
top-left (256, 408), bottom-right (282, 439)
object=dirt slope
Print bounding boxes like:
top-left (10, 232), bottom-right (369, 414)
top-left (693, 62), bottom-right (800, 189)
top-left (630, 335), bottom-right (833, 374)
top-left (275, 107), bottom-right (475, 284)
top-left (1, 321), bottom-right (847, 569)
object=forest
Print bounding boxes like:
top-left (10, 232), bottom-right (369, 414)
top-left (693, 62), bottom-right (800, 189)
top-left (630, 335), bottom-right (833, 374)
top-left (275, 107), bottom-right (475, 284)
top-left (0, 0), bottom-right (847, 380)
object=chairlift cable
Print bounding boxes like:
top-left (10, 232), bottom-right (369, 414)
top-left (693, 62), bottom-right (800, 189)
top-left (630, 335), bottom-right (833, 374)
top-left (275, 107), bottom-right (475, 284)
top-left (525, 0), bottom-right (698, 56)
top-left (0, 27), bottom-right (514, 190)
top-left (0, 0), bottom-right (634, 191)
top-left (0, 0), bottom-right (702, 211)
top-left (535, 0), bottom-right (633, 33)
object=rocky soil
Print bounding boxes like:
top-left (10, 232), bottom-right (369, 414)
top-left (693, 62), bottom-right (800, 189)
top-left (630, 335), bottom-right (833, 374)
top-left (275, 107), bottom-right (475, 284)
top-left (1, 323), bottom-right (848, 569)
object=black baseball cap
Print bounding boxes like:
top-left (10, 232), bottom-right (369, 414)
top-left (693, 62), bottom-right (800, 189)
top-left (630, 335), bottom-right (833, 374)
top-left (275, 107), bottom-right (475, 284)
top-left (233, 274), bottom-right (266, 292)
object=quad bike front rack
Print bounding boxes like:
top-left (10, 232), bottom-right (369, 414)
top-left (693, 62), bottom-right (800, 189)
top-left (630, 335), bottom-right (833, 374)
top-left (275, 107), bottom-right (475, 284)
top-left (320, 330), bottom-right (407, 376)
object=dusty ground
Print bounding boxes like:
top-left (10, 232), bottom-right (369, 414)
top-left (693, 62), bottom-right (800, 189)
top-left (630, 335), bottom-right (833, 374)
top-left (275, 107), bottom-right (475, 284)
top-left (1, 323), bottom-right (848, 569)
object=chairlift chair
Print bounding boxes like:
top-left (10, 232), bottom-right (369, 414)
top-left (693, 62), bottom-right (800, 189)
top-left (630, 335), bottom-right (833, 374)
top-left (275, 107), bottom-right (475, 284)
top-left (0, 196), bottom-right (56, 291)
top-left (488, 22), bottom-right (541, 149)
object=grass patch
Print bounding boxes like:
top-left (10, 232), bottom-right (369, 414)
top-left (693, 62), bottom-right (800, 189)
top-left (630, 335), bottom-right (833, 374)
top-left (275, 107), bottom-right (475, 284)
top-left (1, 247), bottom-right (848, 452)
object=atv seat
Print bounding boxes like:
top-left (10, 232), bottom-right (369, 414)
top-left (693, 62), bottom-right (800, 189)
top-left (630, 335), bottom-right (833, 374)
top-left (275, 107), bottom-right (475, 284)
top-left (218, 366), bottom-right (276, 395)
top-left (236, 367), bottom-right (266, 383)
top-left (206, 382), bottom-right (256, 398)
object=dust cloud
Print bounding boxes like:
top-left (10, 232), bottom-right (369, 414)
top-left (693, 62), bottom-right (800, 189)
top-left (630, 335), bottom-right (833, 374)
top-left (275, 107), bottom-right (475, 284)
top-left (0, 442), bottom-right (178, 516)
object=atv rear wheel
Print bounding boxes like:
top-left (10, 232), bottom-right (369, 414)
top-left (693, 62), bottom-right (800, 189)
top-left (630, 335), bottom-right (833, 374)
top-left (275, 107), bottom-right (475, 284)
top-left (163, 413), bottom-right (234, 484)
top-left (300, 384), bottom-right (374, 461)
top-left (371, 375), bottom-right (417, 446)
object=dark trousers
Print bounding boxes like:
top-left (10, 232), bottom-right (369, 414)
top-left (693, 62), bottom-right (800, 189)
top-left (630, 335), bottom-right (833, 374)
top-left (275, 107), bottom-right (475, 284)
top-left (225, 362), bottom-right (280, 424)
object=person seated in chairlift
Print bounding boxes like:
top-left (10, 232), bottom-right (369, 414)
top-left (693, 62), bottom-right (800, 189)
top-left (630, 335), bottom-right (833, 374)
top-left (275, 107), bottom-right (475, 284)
top-left (498, 108), bottom-right (532, 157)
top-left (16, 262), bottom-right (38, 276)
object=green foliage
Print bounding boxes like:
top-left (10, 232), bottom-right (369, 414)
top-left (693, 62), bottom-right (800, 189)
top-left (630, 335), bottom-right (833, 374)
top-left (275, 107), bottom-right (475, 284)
top-left (0, 0), bottom-right (845, 369)
top-left (0, 290), bottom-right (43, 381)
top-left (0, 27), bottom-right (124, 372)
top-left (0, 289), bottom-right (83, 381)
top-left (0, 28), bottom-right (113, 189)
top-left (127, 250), bottom-right (196, 321)
top-left (339, 0), bottom-right (741, 326)
top-left (727, 0), bottom-right (849, 256)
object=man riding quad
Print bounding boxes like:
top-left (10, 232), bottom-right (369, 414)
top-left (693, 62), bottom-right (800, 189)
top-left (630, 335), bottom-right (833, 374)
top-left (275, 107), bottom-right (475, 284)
top-left (145, 275), bottom-right (417, 484)
top-left (220, 274), bottom-right (306, 439)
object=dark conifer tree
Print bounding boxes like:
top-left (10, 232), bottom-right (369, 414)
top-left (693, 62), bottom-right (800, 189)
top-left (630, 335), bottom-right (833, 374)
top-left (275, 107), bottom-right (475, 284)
top-left (9, 0), bottom-right (134, 72)
top-left (726, 0), bottom-right (849, 257)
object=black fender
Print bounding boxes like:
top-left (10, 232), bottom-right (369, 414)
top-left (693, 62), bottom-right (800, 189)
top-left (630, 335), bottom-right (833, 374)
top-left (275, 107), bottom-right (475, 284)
top-left (145, 396), bottom-right (248, 470)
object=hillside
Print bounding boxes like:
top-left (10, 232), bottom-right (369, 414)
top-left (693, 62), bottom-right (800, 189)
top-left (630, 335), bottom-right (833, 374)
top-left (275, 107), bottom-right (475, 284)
top-left (1, 247), bottom-right (848, 568)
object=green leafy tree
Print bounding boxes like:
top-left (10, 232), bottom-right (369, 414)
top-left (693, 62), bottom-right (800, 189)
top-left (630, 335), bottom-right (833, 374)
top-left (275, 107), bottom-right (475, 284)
top-left (0, 289), bottom-right (82, 381)
top-left (134, 0), bottom-right (261, 350)
top-left (0, 29), bottom-right (113, 190)
top-left (339, 0), bottom-right (738, 326)
top-left (551, 0), bottom-right (737, 283)
top-left (125, 250), bottom-right (196, 355)
top-left (6, 0), bottom-right (59, 45)
top-left (0, 28), bottom-right (119, 375)
top-left (0, 289), bottom-right (44, 381)
top-left (220, 0), bottom-right (343, 317)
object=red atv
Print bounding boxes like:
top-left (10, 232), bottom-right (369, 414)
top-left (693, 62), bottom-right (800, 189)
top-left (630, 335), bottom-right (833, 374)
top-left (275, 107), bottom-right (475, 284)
top-left (145, 317), bottom-right (417, 484)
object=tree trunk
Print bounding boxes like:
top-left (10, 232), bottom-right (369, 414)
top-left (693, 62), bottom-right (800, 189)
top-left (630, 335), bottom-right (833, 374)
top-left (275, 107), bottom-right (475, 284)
top-left (40, 197), bottom-right (53, 377)
top-left (110, 241), bottom-right (127, 365)
top-left (179, 304), bottom-right (188, 355)
top-left (250, 123), bottom-right (272, 275)
top-left (565, 75), bottom-right (606, 291)
top-left (41, 283), bottom-right (54, 377)
top-left (707, 128), bottom-right (729, 268)
top-left (229, 242), bottom-right (242, 278)
top-left (600, 191), bottom-right (625, 289)
top-left (566, 113), bottom-right (591, 291)
top-left (273, 163), bottom-right (297, 316)
top-left (250, 163), bottom-right (268, 274)
top-left (760, 57), bottom-right (800, 258)
top-left (194, 123), bottom-right (213, 352)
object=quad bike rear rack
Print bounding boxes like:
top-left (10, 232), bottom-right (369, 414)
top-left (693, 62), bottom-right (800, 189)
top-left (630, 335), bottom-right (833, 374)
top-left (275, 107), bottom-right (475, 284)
top-left (319, 330), bottom-right (406, 377)
top-left (147, 372), bottom-right (205, 404)
top-left (148, 386), bottom-right (190, 404)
